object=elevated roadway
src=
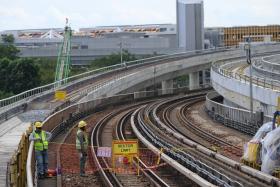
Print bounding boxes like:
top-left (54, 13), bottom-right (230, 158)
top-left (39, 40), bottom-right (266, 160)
top-left (211, 53), bottom-right (280, 115)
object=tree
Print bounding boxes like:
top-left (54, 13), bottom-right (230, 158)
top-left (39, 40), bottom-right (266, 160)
top-left (7, 58), bottom-right (41, 94)
top-left (0, 58), bottom-right (12, 91)
top-left (34, 58), bottom-right (56, 85)
top-left (0, 34), bottom-right (19, 60)
top-left (90, 50), bottom-right (137, 69)
top-left (2, 34), bottom-right (15, 44)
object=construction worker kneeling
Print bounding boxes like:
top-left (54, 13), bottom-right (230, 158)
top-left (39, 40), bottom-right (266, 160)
top-left (29, 121), bottom-right (52, 179)
top-left (76, 120), bottom-right (89, 177)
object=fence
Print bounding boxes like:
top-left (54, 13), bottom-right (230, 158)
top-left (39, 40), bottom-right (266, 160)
top-left (6, 126), bottom-right (33, 187)
top-left (261, 54), bottom-right (280, 72)
top-left (205, 91), bottom-right (272, 136)
top-left (252, 55), bottom-right (280, 81)
top-left (0, 46), bottom-right (238, 119)
top-left (212, 59), bottom-right (280, 91)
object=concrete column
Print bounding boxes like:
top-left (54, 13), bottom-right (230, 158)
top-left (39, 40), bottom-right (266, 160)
top-left (202, 69), bottom-right (210, 85)
top-left (134, 88), bottom-right (147, 99)
top-left (161, 79), bottom-right (173, 95)
top-left (189, 72), bottom-right (199, 90)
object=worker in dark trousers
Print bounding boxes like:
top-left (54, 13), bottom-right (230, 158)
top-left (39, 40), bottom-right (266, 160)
top-left (76, 120), bottom-right (88, 177)
top-left (29, 121), bottom-right (52, 179)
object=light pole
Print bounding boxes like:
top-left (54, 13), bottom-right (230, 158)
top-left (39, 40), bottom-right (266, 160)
top-left (153, 66), bottom-right (156, 92)
top-left (244, 36), bottom-right (253, 119)
top-left (120, 40), bottom-right (123, 65)
top-left (118, 38), bottom-right (129, 66)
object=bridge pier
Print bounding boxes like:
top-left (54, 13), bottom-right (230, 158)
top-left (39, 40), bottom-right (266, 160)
top-left (189, 72), bottom-right (200, 90)
top-left (161, 79), bottom-right (174, 94)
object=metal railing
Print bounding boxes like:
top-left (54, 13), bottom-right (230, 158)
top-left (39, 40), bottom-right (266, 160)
top-left (205, 91), bottom-right (272, 135)
top-left (3, 43), bottom-right (280, 120)
top-left (212, 59), bottom-right (280, 91)
top-left (0, 46), bottom-right (239, 115)
top-left (252, 54), bottom-right (280, 81)
top-left (261, 54), bottom-right (280, 72)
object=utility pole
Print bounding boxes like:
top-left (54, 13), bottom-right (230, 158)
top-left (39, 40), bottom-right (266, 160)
top-left (244, 36), bottom-right (253, 119)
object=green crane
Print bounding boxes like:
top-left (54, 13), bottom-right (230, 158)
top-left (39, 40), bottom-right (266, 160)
top-left (55, 19), bottom-right (72, 87)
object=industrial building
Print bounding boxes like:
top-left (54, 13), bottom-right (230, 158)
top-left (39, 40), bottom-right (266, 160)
top-left (2, 24), bottom-right (280, 65)
top-left (224, 25), bottom-right (280, 46)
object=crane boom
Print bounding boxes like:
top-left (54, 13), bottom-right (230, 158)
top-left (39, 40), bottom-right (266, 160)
top-left (55, 21), bottom-right (72, 87)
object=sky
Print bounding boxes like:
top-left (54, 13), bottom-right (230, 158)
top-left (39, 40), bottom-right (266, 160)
top-left (0, 0), bottom-right (279, 31)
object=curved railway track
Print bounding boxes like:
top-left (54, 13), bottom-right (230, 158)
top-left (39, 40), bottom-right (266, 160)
top-left (131, 93), bottom-right (277, 187)
top-left (156, 95), bottom-right (243, 160)
top-left (43, 90), bottom-right (280, 187)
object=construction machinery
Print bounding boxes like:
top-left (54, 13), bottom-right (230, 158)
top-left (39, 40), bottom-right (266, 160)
top-left (55, 19), bottom-right (72, 88)
top-left (242, 110), bottom-right (280, 177)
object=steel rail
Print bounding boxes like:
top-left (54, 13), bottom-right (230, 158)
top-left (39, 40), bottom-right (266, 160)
top-left (148, 95), bottom-right (279, 186)
top-left (131, 107), bottom-right (217, 187)
top-left (115, 110), bottom-right (171, 187)
top-left (140, 102), bottom-right (242, 187)
top-left (91, 111), bottom-right (123, 187)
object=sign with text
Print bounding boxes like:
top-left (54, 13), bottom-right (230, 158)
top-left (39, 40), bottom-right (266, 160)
top-left (55, 90), bottom-right (67, 101)
top-left (112, 140), bottom-right (139, 175)
top-left (112, 140), bottom-right (138, 155)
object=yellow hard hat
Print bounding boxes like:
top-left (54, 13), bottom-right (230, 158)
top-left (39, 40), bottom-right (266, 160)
top-left (78, 120), bottom-right (87, 128)
top-left (34, 121), bottom-right (43, 128)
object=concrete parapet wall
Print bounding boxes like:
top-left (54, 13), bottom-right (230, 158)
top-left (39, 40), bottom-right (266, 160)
top-left (211, 67), bottom-right (280, 115)
top-left (211, 44), bottom-right (280, 115)
top-left (84, 49), bottom-right (246, 101)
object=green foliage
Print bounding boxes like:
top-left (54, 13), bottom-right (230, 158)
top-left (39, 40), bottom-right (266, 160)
top-left (0, 34), bottom-right (19, 60)
top-left (90, 50), bottom-right (136, 69)
top-left (2, 34), bottom-right (15, 44)
top-left (176, 75), bottom-right (189, 87)
top-left (34, 58), bottom-right (56, 85)
top-left (2, 58), bottom-right (41, 94)
top-left (0, 36), bottom-right (41, 98)
top-left (0, 91), bottom-right (13, 100)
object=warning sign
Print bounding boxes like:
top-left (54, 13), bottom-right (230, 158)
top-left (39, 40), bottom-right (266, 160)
top-left (112, 140), bottom-right (139, 175)
top-left (55, 90), bottom-right (67, 101)
top-left (112, 140), bottom-right (138, 155)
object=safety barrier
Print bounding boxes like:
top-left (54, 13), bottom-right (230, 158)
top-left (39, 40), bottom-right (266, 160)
top-left (205, 91), bottom-right (272, 136)
top-left (212, 57), bottom-right (280, 91)
top-left (261, 54), bottom-right (280, 72)
top-left (6, 126), bottom-right (33, 187)
top-left (252, 54), bottom-right (280, 81)
top-left (0, 46), bottom-right (240, 118)
top-left (26, 85), bottom-right (210, 187)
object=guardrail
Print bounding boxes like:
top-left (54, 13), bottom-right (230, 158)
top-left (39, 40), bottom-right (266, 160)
top-left (261, 54), bottom-right (280, 72)
top-left (252, 54), bottom-right (280, 81)
top-left (3, 43), bottom-right (280, 122)
top-left (0, 46), bottom-right (239, 114)
top-left (6, 126), bottom-right (32, 187)
top-left (253, 59), bottom-right (280, 81)
top-left (205, 91), bottom-right (272, 135)
top-left (212, 58), bottom-right (280, 91)
top-left (26, 85), bottom-right (210, 187)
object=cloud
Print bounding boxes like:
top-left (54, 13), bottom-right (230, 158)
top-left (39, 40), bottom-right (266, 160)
top-left (204, 0), bottom-right (280, 27)
top-left (0, 0), bottom-right (279, 31)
